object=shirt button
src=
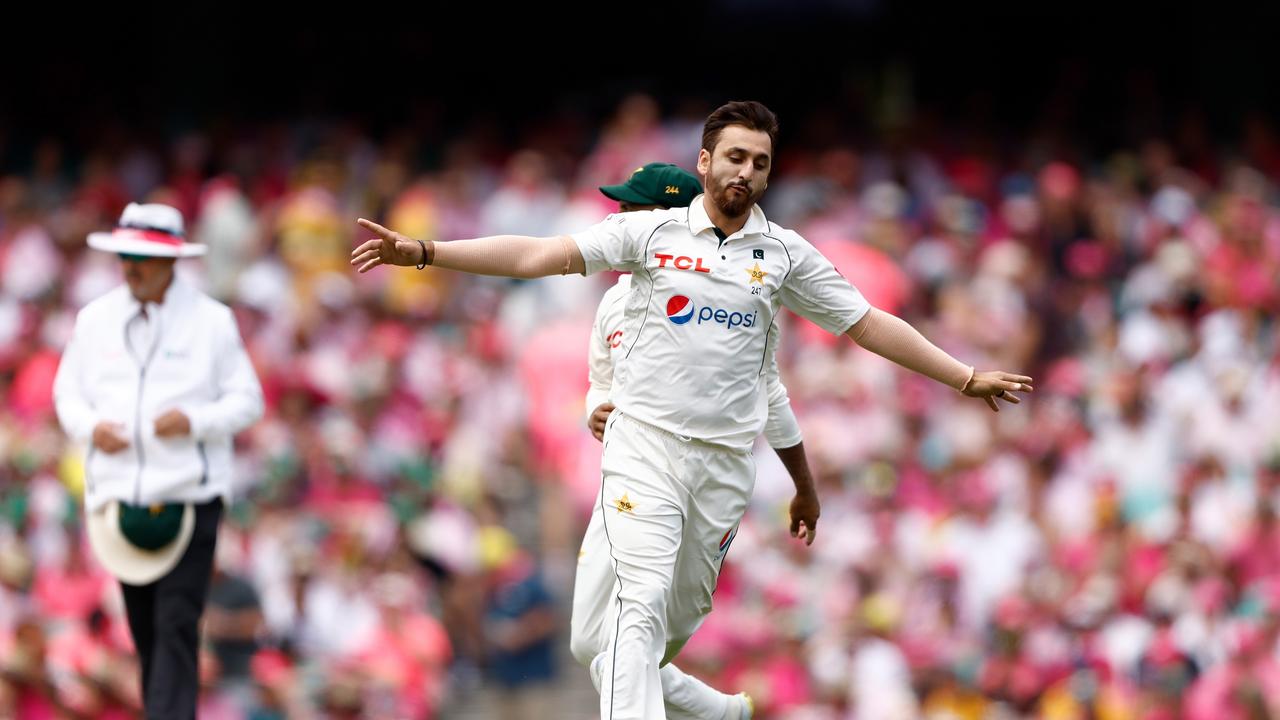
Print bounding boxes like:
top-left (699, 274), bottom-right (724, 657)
top-left (721, 255), bottom-right (726, 260)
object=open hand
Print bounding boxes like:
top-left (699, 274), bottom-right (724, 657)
top-left (962, 371), bottom-right (1034, 412)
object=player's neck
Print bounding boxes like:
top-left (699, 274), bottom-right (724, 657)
top-left (701, 195), bottom-right (750, 237)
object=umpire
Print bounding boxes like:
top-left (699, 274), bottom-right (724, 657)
top-left (53, 202), bottom-right (264, 718)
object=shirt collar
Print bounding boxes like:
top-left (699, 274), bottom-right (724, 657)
top-left (688, 194), bottom-right (770, 239)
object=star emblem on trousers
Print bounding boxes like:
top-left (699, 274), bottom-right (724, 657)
top-left (614, 493), bottom-right (636, 514)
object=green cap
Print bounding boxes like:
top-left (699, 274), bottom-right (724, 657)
top-left (118, 502), bottom-right (185, 550)
top-left (600, 163), bottom-right (702, 208)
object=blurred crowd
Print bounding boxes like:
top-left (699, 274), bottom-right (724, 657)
top-left (0, 93), bottom-right (1279, 718)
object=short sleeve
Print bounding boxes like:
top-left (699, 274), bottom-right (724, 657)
top-left (571, 213), bottom-right (650, 275)
top-left (778, 235), bottom-right (872, 335)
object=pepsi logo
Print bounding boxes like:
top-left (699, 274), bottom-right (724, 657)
top-left (666, 295), bottom-right (695, 325)
top-left (664, 295), bottom-right (758, 329)
top-left (717, 526), bottom-right (738, 557)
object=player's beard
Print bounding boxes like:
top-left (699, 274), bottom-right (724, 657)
top-left (707, 162), bottom-right (764, 219)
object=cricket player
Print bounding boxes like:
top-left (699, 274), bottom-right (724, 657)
top-left (352, 100), bottom-right (1031, 720)
top-left (575, 162), bottom-right (818, 718)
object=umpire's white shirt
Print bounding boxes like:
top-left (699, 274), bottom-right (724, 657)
top-left (54, 275), bottom-right (264, 511)
top-left (572, 195), bottom-right (869, 450)
top-left (586, 274), bottom-right (804, 449)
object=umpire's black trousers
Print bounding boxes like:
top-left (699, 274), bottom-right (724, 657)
top-left (120, 497), bottom-right (222, 720)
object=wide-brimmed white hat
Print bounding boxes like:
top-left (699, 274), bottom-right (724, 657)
top-left (87, 203), bottom-right (207, 258)
top-left (85, 500), bottom-right (195, 585)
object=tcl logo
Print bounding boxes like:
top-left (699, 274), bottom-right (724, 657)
top-left (654, 253), bottom-right (711, 273)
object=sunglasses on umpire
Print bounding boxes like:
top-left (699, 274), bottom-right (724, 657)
top-left (118, 253), bottom-right (151, 263)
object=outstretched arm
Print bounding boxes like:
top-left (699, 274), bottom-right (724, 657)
top-left (846, 308), bottom-right (1033, 411)
top-left (351, 219), bottom-right (586, 278)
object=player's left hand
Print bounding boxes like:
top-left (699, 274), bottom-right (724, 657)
top-left (789, 489), bottom-right (820, 546)
top-left (962, 371), bottom-right (1034, 412)
top-left (154, 409), bottom-right (192, 438)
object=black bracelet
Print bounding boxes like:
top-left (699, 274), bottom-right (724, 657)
top-left (416, 239), bottom-right (428, 270)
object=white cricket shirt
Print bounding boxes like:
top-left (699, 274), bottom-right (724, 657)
top-left (571, 195), bottom-right (870, 449)
top-left (585, 274), bottom-right (805, 448)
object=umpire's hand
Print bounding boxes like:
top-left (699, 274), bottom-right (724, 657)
top-left (92, 421), bottom-right (130, 454)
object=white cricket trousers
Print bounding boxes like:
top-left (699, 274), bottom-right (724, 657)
top-left (572, 411), bottom-right (754, 720)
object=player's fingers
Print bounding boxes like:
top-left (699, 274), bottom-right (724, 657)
top-left (805, 523), bottom-right (816, 546)
top-left (350, 238), bottom-right (383, 258)
top-left (356, 218), bottom-right (394, 239)
top-left (357, 257), bottom-right (385, 273)
top-left (1000, 373), bottom-right (1034, 384)
top-left (351, 249), bottom-right (380, 267)
top-left (796, 520), bottom-right (814, 544)
top-left (790, 514), bottom-right (800, 537)
top-left (1000, 392), bottom-right (1021, 405)
top-left (985, 395), bottom-right (999, 412)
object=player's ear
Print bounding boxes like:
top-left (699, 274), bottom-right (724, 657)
top-left (697, 149), bottom-right (711, 177)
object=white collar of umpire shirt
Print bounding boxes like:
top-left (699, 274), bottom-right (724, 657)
top-left (688, 194), bottom-right (771, 240)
